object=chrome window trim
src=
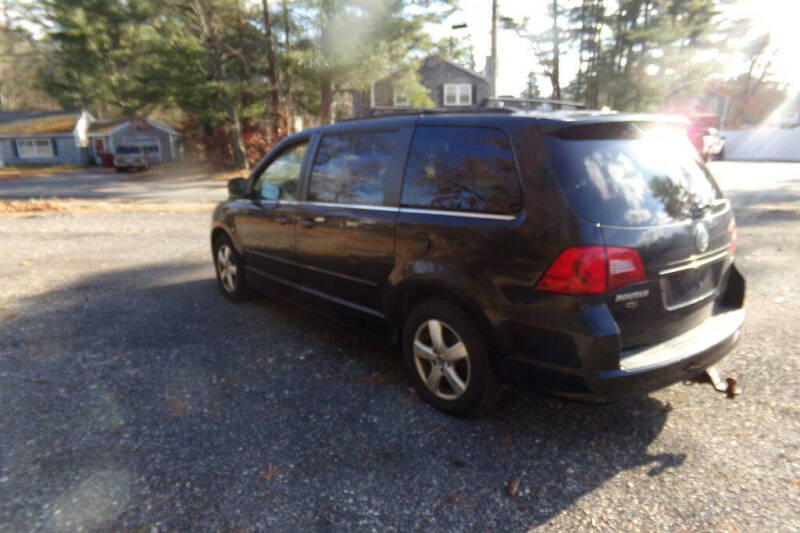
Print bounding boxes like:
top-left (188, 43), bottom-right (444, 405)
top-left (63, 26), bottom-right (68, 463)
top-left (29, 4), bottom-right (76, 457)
top-left (399, 207), bottom-right (518, 221)
top-left (303, 201), bottom-right (398, 212)
top-left (272, 200), bottom-right (519, 221)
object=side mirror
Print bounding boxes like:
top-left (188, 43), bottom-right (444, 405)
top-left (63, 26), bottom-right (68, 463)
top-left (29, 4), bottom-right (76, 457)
top-left (227, 177), bottom-right (247, 198)
top-left (259, 183), bottom-right (281, 201)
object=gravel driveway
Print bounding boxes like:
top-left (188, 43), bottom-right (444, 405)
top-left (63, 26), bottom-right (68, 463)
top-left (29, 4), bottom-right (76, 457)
top-left (0, 163), bottom-right (798, 531)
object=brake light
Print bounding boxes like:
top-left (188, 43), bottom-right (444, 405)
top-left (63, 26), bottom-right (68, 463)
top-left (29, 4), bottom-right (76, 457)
top-left (729, 220), bottom-right (737, 256)
top-left (536, 246), bottom-right (646, 295)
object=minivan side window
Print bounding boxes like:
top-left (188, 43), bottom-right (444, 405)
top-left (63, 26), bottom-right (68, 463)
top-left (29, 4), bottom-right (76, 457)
top-left (253, 141), bottom-right (307, 200)
top-left (308, 131), bottom-right (398, 205)
top-left (401, 126), bottom-right (522, 214)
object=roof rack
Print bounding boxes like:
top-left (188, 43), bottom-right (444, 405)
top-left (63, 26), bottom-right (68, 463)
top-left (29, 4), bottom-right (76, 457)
top-left (337, 106), bottom-right (514, 122)
top-left (481, 97), bottom-right (587, 110)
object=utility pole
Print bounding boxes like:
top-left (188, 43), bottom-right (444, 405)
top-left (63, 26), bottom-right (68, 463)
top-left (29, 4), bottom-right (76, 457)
top-left (551, 0), bottom-right (560, 99)
top-left (490, 0), bottom-right (498, 97)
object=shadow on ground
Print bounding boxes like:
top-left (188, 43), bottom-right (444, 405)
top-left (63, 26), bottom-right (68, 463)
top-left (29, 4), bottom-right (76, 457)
top-left (0, 263), bottom-right (683, 531)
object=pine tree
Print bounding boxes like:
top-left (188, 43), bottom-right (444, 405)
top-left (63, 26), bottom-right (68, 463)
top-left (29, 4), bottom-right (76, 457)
top-left (521, 72), bottom-right (541, 99)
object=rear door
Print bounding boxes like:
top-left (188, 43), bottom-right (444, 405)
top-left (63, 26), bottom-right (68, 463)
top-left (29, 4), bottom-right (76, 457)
top-left (544, 121), bottom-right (736, 348)
top-left (293, 127), bottom-right (413, 319)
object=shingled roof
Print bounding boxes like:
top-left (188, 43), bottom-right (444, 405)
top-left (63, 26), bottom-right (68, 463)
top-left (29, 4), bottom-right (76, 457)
top-left (0, 111), bottom-right (82, 135)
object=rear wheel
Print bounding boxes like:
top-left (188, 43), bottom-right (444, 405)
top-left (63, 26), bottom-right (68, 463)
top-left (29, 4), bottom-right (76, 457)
top-left (213, 235), bottom-right (250, 301)
top-left (402, 299), bottom-right (501, 417)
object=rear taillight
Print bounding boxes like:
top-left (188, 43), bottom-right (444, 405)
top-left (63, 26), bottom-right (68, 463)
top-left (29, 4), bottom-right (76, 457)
top-left (606, 247), bottom-right (646, 291)
top-left (729, 220), bottom-right (737, 256)
top-left (536, 246), bottom-right (646, 295)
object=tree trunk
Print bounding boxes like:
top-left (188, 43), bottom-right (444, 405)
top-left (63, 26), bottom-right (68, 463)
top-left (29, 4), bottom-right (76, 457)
top-left (490, 0), bottom-right (498, 97)
top-left (551, 0), bottom-right (560, 100)
top-left (318, 0), bottom-right (336, 125)
top-left (320, 80), bottom-right (334, 125)
top-left (282, 0), bottom-right (293, 132)
top-left (261, 0), bottom-right (281, 139)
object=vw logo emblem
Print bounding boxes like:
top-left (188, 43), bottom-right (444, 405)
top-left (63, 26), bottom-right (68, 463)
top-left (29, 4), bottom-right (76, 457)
top-left (694, 223), bottom-right (709, 253)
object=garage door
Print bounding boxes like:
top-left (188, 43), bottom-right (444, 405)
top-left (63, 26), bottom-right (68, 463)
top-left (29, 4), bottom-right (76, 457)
top-left (123, 137), bottom-right (162, 163)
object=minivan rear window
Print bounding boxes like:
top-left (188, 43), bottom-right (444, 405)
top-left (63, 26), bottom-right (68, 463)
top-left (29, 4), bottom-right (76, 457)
top-left (401, 126), bottom-right (522, 214)
top-left (545, 122), bottom-right (721, 226)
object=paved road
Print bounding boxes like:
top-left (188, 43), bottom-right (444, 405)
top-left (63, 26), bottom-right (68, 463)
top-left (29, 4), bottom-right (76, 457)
top-left (0, 163), bottom-right (798, 531)
top-left (0, 167), bottom-right (226, 203)
top-left (710, 161), bottom-right (800, 207)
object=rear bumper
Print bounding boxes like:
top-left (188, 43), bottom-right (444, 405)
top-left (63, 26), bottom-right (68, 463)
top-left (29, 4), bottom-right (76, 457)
top-left (114, 160), bottom-right (147, 168)
top-left (502, 308), bottom-right (745, 400)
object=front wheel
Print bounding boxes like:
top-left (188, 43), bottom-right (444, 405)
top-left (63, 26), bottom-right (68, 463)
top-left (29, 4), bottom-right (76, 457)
top-left (213, 235), bottom-right (250, 301)
top-left (402, 299), bottom-right (501, 417)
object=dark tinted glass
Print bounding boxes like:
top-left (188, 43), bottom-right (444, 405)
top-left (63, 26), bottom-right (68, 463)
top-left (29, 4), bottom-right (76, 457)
top-left (253, 141), bottom-right (307, 200)
top-left (115, 146), bottom-right (141, 154)
top-left (309, 131), bottom-right (398, 205)
top-left (545, 122), bottom-right (722, 226)
top-left (401, 126), bottom-right (521, 214)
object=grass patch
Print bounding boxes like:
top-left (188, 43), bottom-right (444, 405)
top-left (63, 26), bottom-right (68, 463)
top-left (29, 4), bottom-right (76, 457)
top-left (0, 165), bottom-right (80, 181)
top-left (0, 199), bottom-right (213, 216)
top-left (122, 161), bottom-right (246, 183)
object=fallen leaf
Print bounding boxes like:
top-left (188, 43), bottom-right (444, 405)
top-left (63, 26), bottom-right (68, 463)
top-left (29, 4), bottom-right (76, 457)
top-left (357, 372), bottom-right (396, 384)
top-left (506, 478), bottom-right (520, 497)
top-left (166, 396), bottom-right (189, 418)
top-left (262, 469), bottom-right (277, 482)
top-left (443, 493), bottom-right (459, 504)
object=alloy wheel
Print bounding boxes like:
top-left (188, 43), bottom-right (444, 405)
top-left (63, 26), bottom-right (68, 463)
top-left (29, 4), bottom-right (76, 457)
top-left (413, 319), bottom-right (471, 400)
top-left (216, 244), bottom-right (238, 293)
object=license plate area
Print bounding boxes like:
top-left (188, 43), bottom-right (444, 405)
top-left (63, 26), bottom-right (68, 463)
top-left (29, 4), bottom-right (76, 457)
top-left (659, 260), bottom-right (723, 310)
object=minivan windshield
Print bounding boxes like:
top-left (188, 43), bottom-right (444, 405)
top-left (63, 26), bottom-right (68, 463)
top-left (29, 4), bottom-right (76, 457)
top-left (545, 122), bottom-right (722, 226)
top-left (115, 146), bottom-right (142, 155)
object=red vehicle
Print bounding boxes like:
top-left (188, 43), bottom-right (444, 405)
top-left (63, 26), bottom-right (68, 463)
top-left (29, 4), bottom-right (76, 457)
top-left (687, 114), bottom-right (724, 160)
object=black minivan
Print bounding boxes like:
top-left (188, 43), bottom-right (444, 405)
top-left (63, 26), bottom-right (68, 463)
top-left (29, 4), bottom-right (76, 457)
top-left (210, 109), bottom-right (745, 416)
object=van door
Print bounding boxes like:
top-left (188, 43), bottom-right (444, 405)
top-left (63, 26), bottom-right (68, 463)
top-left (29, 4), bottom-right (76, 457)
top-left (293, 128), bottom-right (412, 320)
top-left (235, 140), bottom-right (309, 295)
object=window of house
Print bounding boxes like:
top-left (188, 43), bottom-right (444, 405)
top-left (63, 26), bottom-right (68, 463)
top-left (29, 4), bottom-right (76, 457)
top-left (16, 139), bottom-right (54, 158)
top-left (401, 126), bottom-right (522, 214)
top-left (309, 131), bottom-right (398, 205)
top-left (443, 84), bottom-right (472, 106)
top-left (393, 86), bottom-right (410, 107)
top-left (253, 141), bottom-right (307, 200)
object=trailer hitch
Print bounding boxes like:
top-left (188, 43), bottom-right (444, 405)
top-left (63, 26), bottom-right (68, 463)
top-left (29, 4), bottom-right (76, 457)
top-left (689, 366), bottom-right (741, 398)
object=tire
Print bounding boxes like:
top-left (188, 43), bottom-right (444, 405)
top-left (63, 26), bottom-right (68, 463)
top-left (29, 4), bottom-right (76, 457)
top-left (402, 299), bottom-right (501, 417)
top-left (213, 234), bottom-right (250, 301)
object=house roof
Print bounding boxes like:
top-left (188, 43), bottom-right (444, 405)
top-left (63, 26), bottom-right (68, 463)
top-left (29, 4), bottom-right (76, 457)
top-left (426, 56), bottom-right (489, 82)
top-left (369, 54), bottom-right (490, 87)
top-left (0, 110), bottom-right (82, 135)
top-left (87, 119), bottom-right (126, 133)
